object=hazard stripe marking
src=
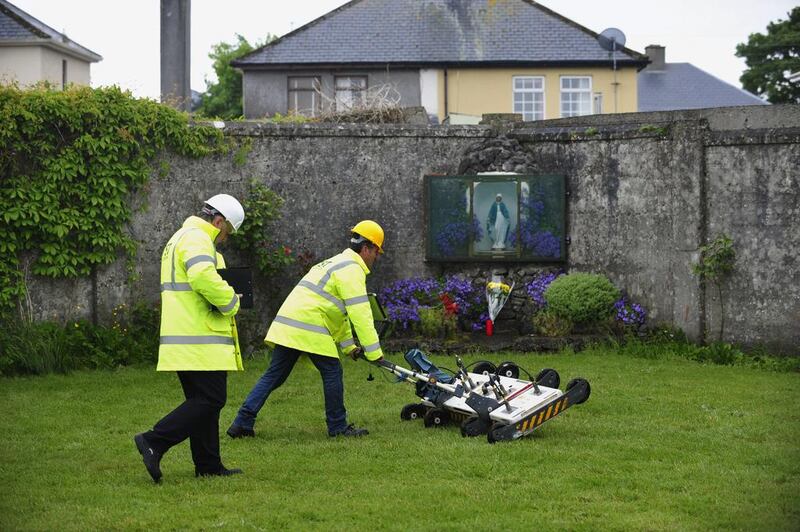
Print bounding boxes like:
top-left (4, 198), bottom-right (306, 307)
top-left (516, 396), bottom-right (573, 434)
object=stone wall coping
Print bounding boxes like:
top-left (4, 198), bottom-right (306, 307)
top-left (501, 104), bottom-right (799, 131)
top-left (509, 123), bottom-right (800, 145)
top-left (191, 118), bottom-right (800, 145)
top-left (707, 127), bottom-right (800, 146)
top-left (508, 123), bottom-right (677, 142)
top-left (194, 120), bottom-right (495, 139)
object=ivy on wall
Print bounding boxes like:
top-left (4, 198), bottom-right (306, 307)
top-left (0, 85), bottom-right (225, 318)
top-left (230, 181), bottom-right (295, 277)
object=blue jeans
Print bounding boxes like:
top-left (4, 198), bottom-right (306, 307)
top-left (233, 344), bottom-right (348, 435)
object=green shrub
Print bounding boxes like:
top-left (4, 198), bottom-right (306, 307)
top-left (691, 342), bottom-right (742, 366)
top-left (417, 306), bottom-right (457, 339)
top-left (0, 322), bottom-right (74, 375)
top-left (592, 333), bottom-right (799, 373)
top-left (646, 325), bottom-right (689, 344)
top-left (544, 273), bottom-right (620, 325)
top-left (0, 301), bottom-right (160, 376)
top-left (532, 310), bottom-right (573, 337)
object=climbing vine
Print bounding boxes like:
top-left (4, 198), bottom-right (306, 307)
top-left (0, 85), bottom-right (225, 319)
top-left (692, 233), bottom-right (736, 342)
top-left (230, 181), bottom-right (295, 276)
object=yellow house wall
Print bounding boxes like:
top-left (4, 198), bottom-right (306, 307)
top-left (436, 67), bottom-right (639, 122)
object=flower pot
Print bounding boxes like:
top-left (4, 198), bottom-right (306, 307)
top-left (486, 319), bottom-right (494, 336)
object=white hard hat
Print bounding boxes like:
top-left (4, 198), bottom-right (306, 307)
top-left (204, 194), bottom-right (245, 232)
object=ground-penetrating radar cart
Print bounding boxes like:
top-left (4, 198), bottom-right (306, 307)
top-left (365, 293), bottom-right (591, 442)
top-left (371, 350), bottom-right (591, 443)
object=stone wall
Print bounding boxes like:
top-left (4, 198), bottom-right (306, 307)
top-left (22, 107), bottom-right (800, 354)
top-left (704, 129), bottom-right (800, 353)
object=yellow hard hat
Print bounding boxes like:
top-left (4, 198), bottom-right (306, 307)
top-left (351, 220), bottom-right (384, 253)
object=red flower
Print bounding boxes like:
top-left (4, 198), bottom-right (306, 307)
top-left (439, 293), bottom-right (458, 316)
top-left (283, 246), bottom-right (292, 255)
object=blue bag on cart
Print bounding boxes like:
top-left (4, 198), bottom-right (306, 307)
top-left (404, 349), bottom-right (454, 403)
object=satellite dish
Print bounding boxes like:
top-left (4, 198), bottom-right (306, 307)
top-left (598, 28), bottom-right (626, 52)
top-left (597, 28), bottom-right (627, 114)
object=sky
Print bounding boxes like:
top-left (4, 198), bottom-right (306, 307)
top-left (10, 0), bottom-right (797, 100)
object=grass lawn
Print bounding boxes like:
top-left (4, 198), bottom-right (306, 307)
top-left (1, 349), bottom-right (798, 531)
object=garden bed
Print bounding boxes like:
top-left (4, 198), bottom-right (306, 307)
top-left (383, 331), bottom-right (610, 354)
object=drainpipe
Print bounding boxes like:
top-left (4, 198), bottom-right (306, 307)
top-left (444, 67), bottom-right (449, 121)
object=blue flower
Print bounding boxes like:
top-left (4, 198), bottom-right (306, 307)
top-left (525, 271), bottom-right (562, 308)
top-left (613, 297), bottom-right (647, 327)
top-left (435, 215), bottom-right (483, 256)
top-left (379, 274), bottom-right (487, 331)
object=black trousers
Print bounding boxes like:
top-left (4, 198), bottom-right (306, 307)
top-left (144, 371), bottom-right (227, 474)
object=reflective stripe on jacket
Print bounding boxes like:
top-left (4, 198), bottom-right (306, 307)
top-left (265, 248), bottom-right (383, 361)
top-left (157, 216), bottom-right (242, 371)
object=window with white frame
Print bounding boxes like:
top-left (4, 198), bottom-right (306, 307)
top-left (560, 76), bottom-right (592, 117)
top-left (335, 76), bottom-right (367, 111)
top-left (288, 77), bottom-right (321, 116)
top-left (512, 76), bottom-right (545, 121)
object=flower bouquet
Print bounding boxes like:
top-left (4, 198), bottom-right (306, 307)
top-left (485, 275), bottom-right (514, 336)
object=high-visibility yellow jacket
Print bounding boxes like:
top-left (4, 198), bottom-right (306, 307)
top-left (265, 248), bottom-right (383, 361)
top-left (157, 216), bottom-right (242, 371)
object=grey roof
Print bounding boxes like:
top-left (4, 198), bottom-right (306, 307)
top-left (638, 63), bottom-right (766, 111)
top-left (0, 0), bottom-right (102, 62)
top-left (234, 0), bottom-right (646, 68)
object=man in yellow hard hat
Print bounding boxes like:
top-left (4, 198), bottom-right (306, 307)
top-left (134, 194), bottom-right (245, 483)
top-left (227, 220), bottom-right (385, 438)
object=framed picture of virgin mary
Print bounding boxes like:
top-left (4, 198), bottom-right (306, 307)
top-left (424, 174), bottom-right (566, 263)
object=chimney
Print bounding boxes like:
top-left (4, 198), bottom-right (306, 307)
top-left (161, 0), bottom-right (191, 111)
top-left (646, 44), bottom-right (665, 71)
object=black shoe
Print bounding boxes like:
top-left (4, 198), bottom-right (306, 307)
top-left (196, 467), bottom-right (243, 478)
top-left (330, 424), bottom-right (369, 437)
top-left (226, 423), bottom-right (255, 439)
top-left (134, 433), bottom-right (163, 483)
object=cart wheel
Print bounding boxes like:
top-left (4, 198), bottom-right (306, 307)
top-left (471, 361), bottom-right (496, 376)
top-left (566, 378), bottom-right (591, 404)
top-left (487, 423), bottom-right (503, 444)
top-left (535, 368), bottom-right (560, 389)
top-left (460, 417), bottom-right (490, 437)
top-left (496, 361), bottom-right (520, 379)
top-left (400, 403), bottom-right (427, 421)
top-left (423, 408), bottom-right (450, 428)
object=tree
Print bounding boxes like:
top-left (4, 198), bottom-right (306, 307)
top-left (196, 34), bottom-right (275, 119)
top-left (735, 7), bottom-right (800, 104)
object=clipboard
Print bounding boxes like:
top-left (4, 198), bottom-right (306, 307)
top-left (217, 267), bottom-right (253, 309)
top-left (368, 293), bottom-right (392, 339)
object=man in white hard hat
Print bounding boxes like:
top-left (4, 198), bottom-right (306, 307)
top-left (227, 220), bottom-right (385, 439)
top-left (134, 194), bottom-right (245, 483)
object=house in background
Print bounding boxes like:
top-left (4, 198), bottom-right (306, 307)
top-left (0, 0), bottom-right (101, 88)
top-left (233, 0), bottom-right (648, 122)
top-left (639, 45), bottom-right (766, 111)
